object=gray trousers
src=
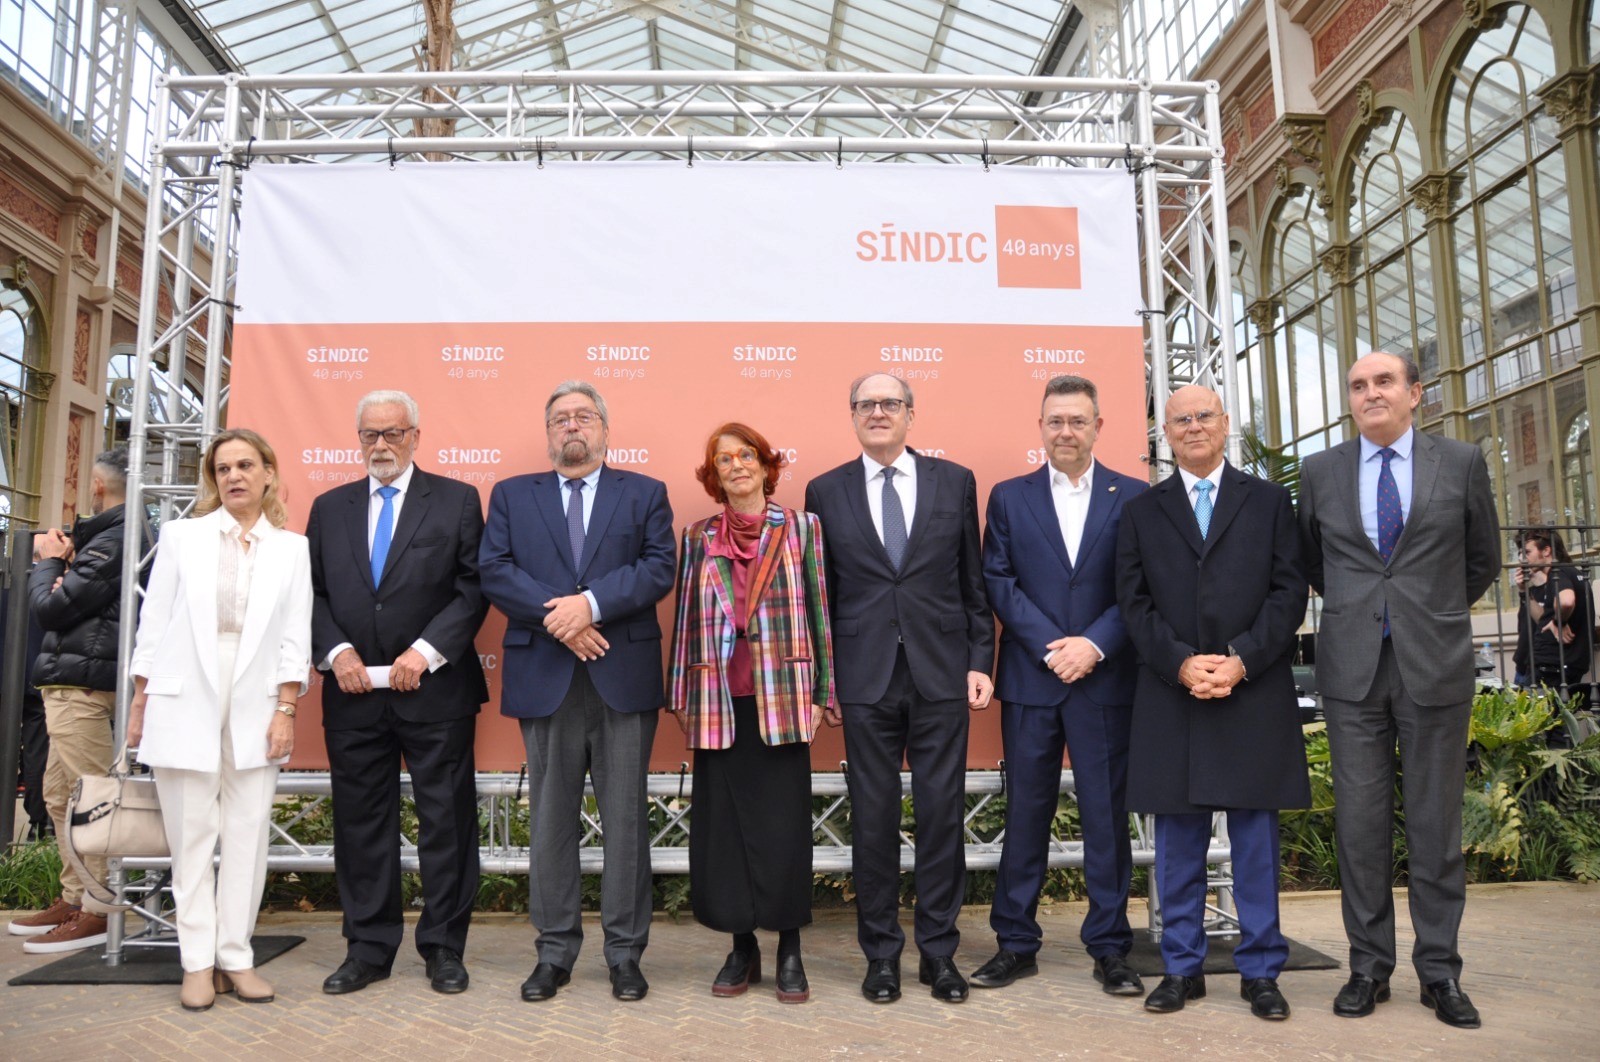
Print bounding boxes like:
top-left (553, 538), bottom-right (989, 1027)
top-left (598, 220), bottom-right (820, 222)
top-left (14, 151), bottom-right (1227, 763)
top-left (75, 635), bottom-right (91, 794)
top-left (1323, 638), bottom-right (1470, 985)
top-left (520, 664), bottom-right (658, 969)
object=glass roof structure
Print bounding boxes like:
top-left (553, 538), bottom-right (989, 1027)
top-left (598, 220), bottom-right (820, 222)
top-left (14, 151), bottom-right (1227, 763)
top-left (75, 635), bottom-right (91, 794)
top-left (176, 0), bottom-right (1078, 79)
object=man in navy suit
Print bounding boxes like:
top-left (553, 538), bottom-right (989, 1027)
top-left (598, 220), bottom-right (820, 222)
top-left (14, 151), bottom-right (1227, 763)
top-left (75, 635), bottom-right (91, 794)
top-left (804, 372), bottom-right (994, 1005)
top-left (971, 375), bottom-right (1147, 996)
top-left (479, 381), bottom-right (675, 1004)
top-left (308, 391), bottom-right (489, 996)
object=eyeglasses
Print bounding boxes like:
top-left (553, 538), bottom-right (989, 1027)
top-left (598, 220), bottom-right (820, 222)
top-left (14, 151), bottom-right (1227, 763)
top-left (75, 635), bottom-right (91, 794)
top-left (851, 398), bottom-right (908, 417)
top-left (1045, 416), bottom-right (1095, 433)
top-left (714, 447), bottom-right (761, 469)
top-left (548, 411), bottom-right (601, 430)
top-left (357, 427), bottom-right (414, 446)
top-left (1167, 410), bottom-right (1221, 429)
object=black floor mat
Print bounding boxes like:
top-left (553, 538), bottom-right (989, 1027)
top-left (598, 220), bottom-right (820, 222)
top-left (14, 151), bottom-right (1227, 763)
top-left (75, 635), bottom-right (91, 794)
top-left (1123, 929), bottom-right (1339, 976)
top-left (8, 935), bottom-right (304, 986)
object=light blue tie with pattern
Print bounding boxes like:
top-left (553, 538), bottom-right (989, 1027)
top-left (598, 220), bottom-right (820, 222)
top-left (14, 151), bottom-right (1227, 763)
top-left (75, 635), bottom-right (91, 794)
top-left (371, 485), bottom-right (399, 587)
top-left (881, 466), bottom-right (908, 571)
top-left (1193, 479), bottom-right (1213, 540)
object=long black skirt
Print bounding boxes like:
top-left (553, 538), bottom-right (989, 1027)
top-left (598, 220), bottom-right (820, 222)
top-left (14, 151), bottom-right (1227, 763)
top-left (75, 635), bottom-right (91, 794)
top-left (689, 694), bottom-right (813, 933)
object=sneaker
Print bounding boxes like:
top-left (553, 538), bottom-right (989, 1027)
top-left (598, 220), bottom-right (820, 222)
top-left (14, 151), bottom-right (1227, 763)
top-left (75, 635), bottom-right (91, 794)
top-left (7, 898), bottom-right (77, 937)
top-left (22, 910), bottom-right (108, 954)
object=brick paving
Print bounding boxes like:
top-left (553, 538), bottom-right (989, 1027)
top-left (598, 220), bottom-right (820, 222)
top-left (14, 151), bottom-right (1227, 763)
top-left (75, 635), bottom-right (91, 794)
top-left (2, 883), bottom-right (1596, 1059)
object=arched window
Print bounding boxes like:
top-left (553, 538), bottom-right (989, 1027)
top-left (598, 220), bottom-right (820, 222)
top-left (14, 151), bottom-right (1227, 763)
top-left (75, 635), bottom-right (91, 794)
top-left (0, 277), bottom-right (47, 534)
top-left (1264, 183), bottom-right (1337, 458)
top-left (1444, 4), bottom-right (1586, 528)
top-left (1348, 108), bottom-right (1440, 419)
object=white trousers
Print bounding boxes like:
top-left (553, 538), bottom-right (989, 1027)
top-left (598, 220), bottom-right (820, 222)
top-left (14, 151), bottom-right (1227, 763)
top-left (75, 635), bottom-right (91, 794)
top-left (152, 633), bottom-right (279, 973)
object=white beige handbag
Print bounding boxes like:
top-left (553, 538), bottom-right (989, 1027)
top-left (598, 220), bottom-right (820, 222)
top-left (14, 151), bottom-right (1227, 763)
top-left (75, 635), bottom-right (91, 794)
top-left (63, 746), bottom-right (169, 913)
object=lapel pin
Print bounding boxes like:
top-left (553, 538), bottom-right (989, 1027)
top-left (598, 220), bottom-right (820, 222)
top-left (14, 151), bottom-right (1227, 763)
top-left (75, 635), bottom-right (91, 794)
top-left (1107, 486), bottom-right (1117, 493)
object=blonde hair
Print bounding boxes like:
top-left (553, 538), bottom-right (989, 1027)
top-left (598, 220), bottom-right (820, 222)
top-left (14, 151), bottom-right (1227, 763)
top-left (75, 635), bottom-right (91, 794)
top-left (194, 428), bottom-right (288, 528)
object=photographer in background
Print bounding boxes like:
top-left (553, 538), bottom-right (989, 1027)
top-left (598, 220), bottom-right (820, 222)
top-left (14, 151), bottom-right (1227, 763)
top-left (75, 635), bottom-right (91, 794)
top-left (7, 447), bottom-right (133, 954)
top-left (1512, 529), bottom-right (1594, 715)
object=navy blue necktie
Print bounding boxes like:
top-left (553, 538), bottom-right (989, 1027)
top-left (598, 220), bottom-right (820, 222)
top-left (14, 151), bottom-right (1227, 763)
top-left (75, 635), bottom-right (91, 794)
top-left (565, 478), bottom-right (586, 570)
top-left (1376, 447), bottom-right (1403, 636)
top-left (370, 485), bottom-right (399, 587)
top-left (880, 467), bottom-right (908, 572)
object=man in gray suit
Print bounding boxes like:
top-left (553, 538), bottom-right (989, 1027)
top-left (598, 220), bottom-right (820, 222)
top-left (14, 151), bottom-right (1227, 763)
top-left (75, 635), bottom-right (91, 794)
top-left (1298, 351), bottom-right (1499, 1030)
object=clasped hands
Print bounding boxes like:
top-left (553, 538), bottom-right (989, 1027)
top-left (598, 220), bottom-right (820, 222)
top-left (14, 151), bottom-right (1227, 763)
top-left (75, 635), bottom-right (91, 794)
top-left (1179, 653), bottom-right (1245, 699)
top-left (544, 593), bottom-right (608, 661)
top-left (331, 646), bottom-right (430, 693)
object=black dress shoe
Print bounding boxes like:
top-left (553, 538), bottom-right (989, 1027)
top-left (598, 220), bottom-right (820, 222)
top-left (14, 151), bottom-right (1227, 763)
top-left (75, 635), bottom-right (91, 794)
top-left (1240, 977), bottom-right (1290, 1020)
top-left (1332, 973), bottom-right (1390, 1017)
top-left (969, 949), bottom-right (1038, 989)
top-left (1421, 978), bottom-right (1481, 1029)
top-left (775, 953), bottom-right (809, 1004)
top-left (609, 959), bottom-right (649, 1001)
top-left (712, 945), bottom-right (761, 997)
top-left (322, 957), bottom-right (391, 995)
top-left (1093, 954), bottom-right (1144, 996)
top-left (520, 962), bottom-right (571, 1002)
top-left (918, 955), bottom-right (969, 1003)
top-left (861, 958), bottom-right (901, 1004)
top-left (423, 947), bottom-right (469, 994)
top-left (1144, 974), bottom-right (1206, 1013)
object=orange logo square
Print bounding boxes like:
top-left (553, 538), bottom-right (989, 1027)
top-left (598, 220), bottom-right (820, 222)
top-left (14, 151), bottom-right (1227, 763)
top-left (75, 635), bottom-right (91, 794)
top-left (993, 206), bottom-right (1081, 289)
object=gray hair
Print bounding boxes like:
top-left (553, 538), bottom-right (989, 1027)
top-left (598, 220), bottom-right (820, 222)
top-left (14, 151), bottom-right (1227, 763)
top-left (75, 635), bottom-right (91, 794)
top-left (545, 380), bottom-right (609, 426)
top-left (92, 446), bottom-right (129, 490)
top-left (848, 372), bottom-right (914, 409)
top-left (356, 389), bottom-right (420, 428)
top-left (1042, 374), bottom-right (1099, 416)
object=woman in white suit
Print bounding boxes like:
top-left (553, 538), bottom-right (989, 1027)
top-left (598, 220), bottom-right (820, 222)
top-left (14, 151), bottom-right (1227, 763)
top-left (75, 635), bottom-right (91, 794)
top-left (129, 428), bottom-right (312, 1011)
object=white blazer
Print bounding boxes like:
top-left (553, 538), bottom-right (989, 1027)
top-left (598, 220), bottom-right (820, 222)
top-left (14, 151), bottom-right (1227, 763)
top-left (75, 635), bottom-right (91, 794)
top-left (131, 508), bottom-right (313, 772)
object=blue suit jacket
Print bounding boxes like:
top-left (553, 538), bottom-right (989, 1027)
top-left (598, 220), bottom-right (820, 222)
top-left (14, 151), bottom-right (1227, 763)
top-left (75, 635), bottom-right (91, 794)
top-left (479, 465), bottom-right (676, 717)
top-left (983, 462), bottom-right (1147, 709)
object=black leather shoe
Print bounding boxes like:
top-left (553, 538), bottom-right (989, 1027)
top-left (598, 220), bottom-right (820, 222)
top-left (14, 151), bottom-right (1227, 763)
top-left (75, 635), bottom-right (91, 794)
top-left (609, 959), bottom-right (649, 1001)
top-left (918, 955), bottom-right (969, 1003)
top-left (1240, 977), bottom-right (1290, 1020)
top-left (422, 947), bottom-right (469, 994)
top-left (775, 953), bottom-right (809, 1004)
top-left (969, 949), bottom-right (1038, 989)
top-left (861, 958), bottom-right (901, 1004)
top-left (712, 945), bottom-right (761, 997)
top-left (1144, 974), bottom-right (1206, 1013)
top-left (1421, 978), bottom-right (1481, 1029)
top-left (1333, 973), bottom-right (1391, 1017)
top-left (322, 957), bottom-right (391, 995)
top-left (1093, 954), bottom-right (1144, 996)
top-left (520, 962), bottom-right (571, 1002)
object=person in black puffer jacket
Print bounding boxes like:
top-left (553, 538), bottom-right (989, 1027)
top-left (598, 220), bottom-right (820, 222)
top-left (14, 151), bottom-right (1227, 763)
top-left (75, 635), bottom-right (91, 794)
top-left (9, 447), bottom-right (135, 954)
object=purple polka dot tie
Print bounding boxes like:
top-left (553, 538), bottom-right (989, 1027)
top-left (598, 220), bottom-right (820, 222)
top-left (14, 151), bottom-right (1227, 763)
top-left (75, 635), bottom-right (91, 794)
top-left (1377, 446), bottom-right (1402, 636)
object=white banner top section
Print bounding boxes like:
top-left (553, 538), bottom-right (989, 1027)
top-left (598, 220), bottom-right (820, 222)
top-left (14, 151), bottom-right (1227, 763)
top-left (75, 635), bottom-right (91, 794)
top-left (235, 162), bottom-right (1140, 326)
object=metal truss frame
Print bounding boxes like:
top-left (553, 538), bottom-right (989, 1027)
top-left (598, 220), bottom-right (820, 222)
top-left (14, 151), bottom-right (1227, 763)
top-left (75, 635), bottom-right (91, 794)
top-left (111, 70), bottom-right (1240, 962)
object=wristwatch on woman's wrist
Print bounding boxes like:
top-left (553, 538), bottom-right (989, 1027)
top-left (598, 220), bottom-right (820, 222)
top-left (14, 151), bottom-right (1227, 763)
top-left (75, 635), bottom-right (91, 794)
top-left (274, 702), bottom-right (297, 718)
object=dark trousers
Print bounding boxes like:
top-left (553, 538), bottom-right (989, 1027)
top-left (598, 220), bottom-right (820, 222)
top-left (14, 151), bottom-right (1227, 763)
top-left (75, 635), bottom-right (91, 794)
top-left (520, 664), bottom-right (658, 969)
top-left (1324, 638), bottom-right (1470, 984)
top-left (992, 696), bottom-right (1133, 959)
top-left (20, 695), bottom-right (49, 831)
top-left (843, 647), bottom-right (969, 961)
top-left (326, 707), bottom-right (480, 967)
top-left (1154, 809), bottom-right (1285, 979)
top-left (689, 695), bottom-right (813, 934)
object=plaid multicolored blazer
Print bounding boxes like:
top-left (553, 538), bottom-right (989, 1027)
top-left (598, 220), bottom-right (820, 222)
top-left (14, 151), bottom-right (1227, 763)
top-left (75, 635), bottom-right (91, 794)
top-left (667, 503), bottom-right (836, 749)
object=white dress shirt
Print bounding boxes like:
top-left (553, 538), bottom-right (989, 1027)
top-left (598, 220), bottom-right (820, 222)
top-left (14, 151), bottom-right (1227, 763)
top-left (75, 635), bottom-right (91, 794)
top-left (861, 449), bottom-right (918, 543)
top-left (1178, 461), bottom-right (1225, 513)
top-left (560, 465), bottom-right (605, 622)
top-left (216, 511), bottom-right (261, 635)
top-left (321, 462), bottom-right (445, 672)
top-left (1045, 460), bottom-right (1103, 665)
top-left (1358, 427), bottom-right (1414, 552)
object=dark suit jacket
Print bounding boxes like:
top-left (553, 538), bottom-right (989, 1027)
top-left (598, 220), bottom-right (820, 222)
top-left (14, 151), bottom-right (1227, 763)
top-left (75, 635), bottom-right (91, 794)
top-left (1115, 463), bottom-right (1310, 814)
top-left (307, 468), bottom-right (489, 730)
top-left (804, 451), bottom-right (993, 704)
top-left (983, 463), bottom-right (1146, 709)
top-left (1298, 431), bottom-right (1500, 706)
top-left (480, 465), bottom-right (676, 718)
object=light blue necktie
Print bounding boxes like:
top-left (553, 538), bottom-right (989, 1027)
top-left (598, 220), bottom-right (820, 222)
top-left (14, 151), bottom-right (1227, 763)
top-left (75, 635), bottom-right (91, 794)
top-left (1193, 479), bottom-right (1213, 540)
top-left (371, 485), bottom-right (399, 587)
top-left (881, 466), bottom-right (908, 571)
